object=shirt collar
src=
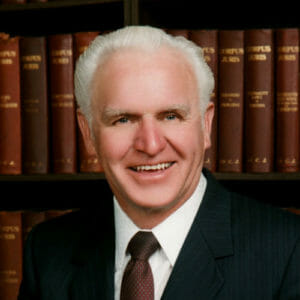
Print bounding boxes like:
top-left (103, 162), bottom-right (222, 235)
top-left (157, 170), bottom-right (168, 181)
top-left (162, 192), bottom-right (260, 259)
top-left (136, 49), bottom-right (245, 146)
top-left (114, 173), bottom-right (207, 269)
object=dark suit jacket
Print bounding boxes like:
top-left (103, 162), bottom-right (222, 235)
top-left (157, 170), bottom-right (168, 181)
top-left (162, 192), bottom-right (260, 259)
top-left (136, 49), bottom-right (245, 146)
top-left (18, 170), bottom-right (300, 299)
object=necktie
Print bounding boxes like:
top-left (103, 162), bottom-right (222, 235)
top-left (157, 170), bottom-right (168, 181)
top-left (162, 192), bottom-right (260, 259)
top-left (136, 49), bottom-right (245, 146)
top-left (120, 231), bottom-right (160, 300)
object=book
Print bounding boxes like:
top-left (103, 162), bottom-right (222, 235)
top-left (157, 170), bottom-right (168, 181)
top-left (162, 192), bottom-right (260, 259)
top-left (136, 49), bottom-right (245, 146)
top-left (244, 29), bottom-right (274, 173)
top-left (22, 210), bottom-right (46, 243)
top-left (166, 29), bottom-right (189, 38)
top-left (20, 36), bottom-right (49, 174)
top-left (45, 209), bottom-right (74, 220)
top-left (275, 28), bottom-right (299, 172)
top-left (0, 33), bottom-right (22, 175)
top-left (0, 211), bottom-right (23, 300)
top-left (218, 30), bottom-right (244, 172)
top-left (73, 31), bottom-right (102, 173)
top-left (189, 29), bottom-right (218, 172)
top-left (48, 34), bottom-right (77, 174)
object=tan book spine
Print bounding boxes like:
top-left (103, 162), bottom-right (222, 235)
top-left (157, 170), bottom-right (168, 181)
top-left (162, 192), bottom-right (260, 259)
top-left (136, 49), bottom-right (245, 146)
top-left (48, 34), bottom-right (77, 174)
top-left (189, 29), bottom-right (218, 172)
top-left (245, 29), bottom-right (274, 173)
top-left (218, 30), bottom-right (244, 172)
top-left (275, 28), bottom-right (300, 172)
top-left (0, 211), bottom-right (23, 300)
top-left (0, 34), bottom-right (22, 174)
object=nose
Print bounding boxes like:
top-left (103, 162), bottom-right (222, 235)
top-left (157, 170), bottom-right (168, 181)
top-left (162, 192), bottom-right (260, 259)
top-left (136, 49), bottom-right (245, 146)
top-left (133, 117), bottom-right (166, 156)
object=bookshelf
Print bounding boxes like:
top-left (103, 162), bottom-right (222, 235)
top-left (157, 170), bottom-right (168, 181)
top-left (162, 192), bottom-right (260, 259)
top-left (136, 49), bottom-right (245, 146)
top-left (0, 0), bottom-right (299, 209)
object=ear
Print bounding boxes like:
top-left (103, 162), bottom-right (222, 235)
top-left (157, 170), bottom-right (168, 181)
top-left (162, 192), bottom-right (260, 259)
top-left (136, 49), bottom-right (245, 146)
top-left (203, 102), bottom-right (215, 150)
top-left (76, 108), bottom-right (103, 171)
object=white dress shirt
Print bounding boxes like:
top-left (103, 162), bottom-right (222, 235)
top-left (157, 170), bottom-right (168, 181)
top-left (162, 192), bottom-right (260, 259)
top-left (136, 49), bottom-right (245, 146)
top-left (114, 173), bottom-right (207, 300)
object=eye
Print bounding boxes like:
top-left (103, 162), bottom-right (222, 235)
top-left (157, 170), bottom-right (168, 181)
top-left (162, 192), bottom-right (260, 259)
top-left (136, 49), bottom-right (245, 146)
top-left (165, 112), bottom-right (180, 121)
top-left (166, 114), bottom-right (176, 120)
top-left (113, 116), bottom-right (129, 125)
top-left (118, 117), bottom-right (129, 123)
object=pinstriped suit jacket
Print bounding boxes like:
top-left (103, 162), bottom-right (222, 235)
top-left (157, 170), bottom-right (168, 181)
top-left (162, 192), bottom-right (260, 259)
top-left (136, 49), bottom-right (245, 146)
top-left (18, 170), bottom-right (300, 299)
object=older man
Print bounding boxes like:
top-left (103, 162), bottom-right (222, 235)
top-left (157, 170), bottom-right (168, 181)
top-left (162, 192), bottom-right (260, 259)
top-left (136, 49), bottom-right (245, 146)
top-left (18, 26), bottom-right (300, 300)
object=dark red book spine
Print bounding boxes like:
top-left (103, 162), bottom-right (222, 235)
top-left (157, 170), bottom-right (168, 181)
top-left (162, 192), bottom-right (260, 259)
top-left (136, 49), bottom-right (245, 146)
top-left (275, 28), bottom-right (300, 172)
top-left (245, 29), bottom-right (274, 173)
top-left (20, 36), bottom-right (49, 174)
top-left (73, 31), bottom-right (102, 173)
top-left (48, 34), bottom-right (77, 173)
top-left (0, 34), bottom-right (21, 174)
top-left (218, 30), bottom-right (244, 172)
top-left (0, 211), bottom-right (23, 300)
top-left (189, 29), bottom-right (218, 172)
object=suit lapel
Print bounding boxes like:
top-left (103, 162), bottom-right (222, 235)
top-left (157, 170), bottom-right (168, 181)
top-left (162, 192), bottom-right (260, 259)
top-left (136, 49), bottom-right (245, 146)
top-left (70, 199), bottom-right (115, 300)
top-left (162, 170), bottom-right (234, 299)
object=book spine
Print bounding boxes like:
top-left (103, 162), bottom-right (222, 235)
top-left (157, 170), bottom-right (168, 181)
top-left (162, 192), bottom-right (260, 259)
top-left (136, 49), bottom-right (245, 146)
top-left (218, 30), bottom-right (244, 172)
top-left (275, 28), bottom-right (300, 172)
top-left (0, 35), bottom-right (22, 174)
top-left (0, 211), bottom-right (23, 300)
top-left (166, 29), bottom-right (189, 38)
top-left (48, 34), bottom-right (77, 174)
top-left (245, 29), bottom-right (274, 172)
top-left (73, 31), bottom-right (102, 173)
top-left (189, 29), bottom-right (218, 172)
top-left (20, 36), bottom-right (49, 174)
top-left (22, 210), bottom-right (46, 243)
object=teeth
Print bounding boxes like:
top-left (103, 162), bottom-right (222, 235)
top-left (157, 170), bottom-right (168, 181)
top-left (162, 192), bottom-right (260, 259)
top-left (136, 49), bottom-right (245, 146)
top-left (134, 162), bottom-right (172, 172)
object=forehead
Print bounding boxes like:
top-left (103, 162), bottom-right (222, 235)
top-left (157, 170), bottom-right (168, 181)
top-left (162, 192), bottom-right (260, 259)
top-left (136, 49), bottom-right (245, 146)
top-left (91, 47), bottom-right (199, 111)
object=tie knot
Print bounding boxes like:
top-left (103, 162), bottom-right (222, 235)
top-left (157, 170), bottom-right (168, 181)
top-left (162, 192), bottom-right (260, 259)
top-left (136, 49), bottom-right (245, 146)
top-left (127, 231), bottom-right (160, 261)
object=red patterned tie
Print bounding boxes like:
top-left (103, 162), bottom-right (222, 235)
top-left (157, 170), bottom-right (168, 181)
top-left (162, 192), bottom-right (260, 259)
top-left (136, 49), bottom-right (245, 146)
top-left (120, 231), bottom-right (160, 300)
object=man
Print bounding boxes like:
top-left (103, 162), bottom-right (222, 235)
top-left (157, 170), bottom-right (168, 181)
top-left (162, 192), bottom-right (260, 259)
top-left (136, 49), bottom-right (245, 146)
top-left (18, 26), bottom-right (300, 300)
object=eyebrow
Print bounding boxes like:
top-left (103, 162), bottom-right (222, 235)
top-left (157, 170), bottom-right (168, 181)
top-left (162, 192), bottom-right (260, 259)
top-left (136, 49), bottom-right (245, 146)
top-left (101, 108), bottom-right (132, 124)
top-left (101, 104), bottom-right (191, 122)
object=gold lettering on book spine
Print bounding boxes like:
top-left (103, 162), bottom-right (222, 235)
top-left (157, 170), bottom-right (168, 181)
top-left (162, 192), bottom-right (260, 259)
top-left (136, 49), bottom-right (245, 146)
top-left (0, 270), bottom-right (19, 284)
top-left (220, 93), bottom-right (241, 108)
top-left (219, 159), bottom-right (240, 165)
top-left (277, 92), bottom-right (298, 112)
top-left (0, 50), bottom-right (16, 65)
top-left (0, 95), bottom-right (18, 108)
top-left (202, 47), bottom-right (215, 63)
top-left (246, 45), bottom-right (271, 61)
top-left (247, 91), bottom-right (269, 108)
top-left (51, 49), bottom-right (72, 64)
top-left (52, 94), bottom-right (74, 108)
top-left (220, 48), bottom-right (244, 63)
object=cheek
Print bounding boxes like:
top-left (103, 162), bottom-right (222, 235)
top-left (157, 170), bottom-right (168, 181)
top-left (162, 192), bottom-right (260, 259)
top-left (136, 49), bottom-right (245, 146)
top-left (96, 129), bottom-right (132, 163)
top-left (169, 123), bottom-right (205, 156)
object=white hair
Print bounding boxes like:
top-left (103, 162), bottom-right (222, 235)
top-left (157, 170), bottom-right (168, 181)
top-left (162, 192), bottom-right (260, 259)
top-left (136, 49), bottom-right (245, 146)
top-left (74, 25), bottom-right (215, 128)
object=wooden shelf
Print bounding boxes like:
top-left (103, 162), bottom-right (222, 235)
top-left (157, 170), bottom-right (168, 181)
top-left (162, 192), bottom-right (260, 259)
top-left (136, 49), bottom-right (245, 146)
top-left (214, 172), bottom-right (300, 181)
top-left (1, 172), bottom-right (300, 182)
top-left (0, 0), bottom-right (124, 35)
top-left (0, 0), bottom-right (122, 11)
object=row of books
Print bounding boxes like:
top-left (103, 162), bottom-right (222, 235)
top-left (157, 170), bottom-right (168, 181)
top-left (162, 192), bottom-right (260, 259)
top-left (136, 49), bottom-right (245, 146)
top-left (167, 27), bottom-right (300, 173)
top-left (0, 28), bottom-right (299, 175)
top-left (0, 31), bottom-right (102, 175)
top-left (0, 209), bottom-right (75, 300)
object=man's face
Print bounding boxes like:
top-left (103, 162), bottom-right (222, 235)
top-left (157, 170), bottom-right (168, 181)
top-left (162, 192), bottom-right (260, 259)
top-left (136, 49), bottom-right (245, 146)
top-left (90, 47), bottom-right (214, 227)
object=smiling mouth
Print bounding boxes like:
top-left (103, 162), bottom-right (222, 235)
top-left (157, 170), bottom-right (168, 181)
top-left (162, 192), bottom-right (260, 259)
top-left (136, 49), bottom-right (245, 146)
top-left (130, 162), bottom-right (174, 172)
